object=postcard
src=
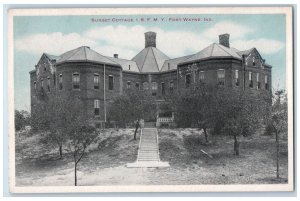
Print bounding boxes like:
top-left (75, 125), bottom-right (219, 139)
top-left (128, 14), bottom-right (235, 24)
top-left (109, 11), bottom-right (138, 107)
top-left (7, 6), bottom-right (294, 193)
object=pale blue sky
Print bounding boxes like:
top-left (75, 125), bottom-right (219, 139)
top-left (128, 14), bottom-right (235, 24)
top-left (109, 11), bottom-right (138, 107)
top-left (13, 14), bottom-right (286, 111)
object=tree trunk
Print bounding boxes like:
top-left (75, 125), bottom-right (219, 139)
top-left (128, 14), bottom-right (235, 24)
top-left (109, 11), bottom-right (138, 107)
top-left (234, 135), bottom-right (240, 156)
top-left (59, 145), bottom-right (63, 159)
top-left (276, 130), bottom-right (280, 179)
top-left (134, 121), bottom-right (139, 140)
top-left (74, 162), bottom-right (77, 186)
top-left (204, 128), bottom-right (208, 143)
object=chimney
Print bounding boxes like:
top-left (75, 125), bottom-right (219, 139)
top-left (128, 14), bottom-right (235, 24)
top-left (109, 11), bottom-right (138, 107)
top-left (145, 31), bottom-right (156, 48)
top-left (219, 33), bottom-right (230, 48)
top-left (113, 54), bottom-right (118, 58)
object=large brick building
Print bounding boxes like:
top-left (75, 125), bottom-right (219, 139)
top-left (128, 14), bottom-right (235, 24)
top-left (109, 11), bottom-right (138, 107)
top-left (29, 32), bottom-right (272, 126)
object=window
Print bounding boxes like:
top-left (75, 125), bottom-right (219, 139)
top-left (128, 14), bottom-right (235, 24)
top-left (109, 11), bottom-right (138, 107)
top-left (41, 78), bottom-right (44, 90)
top-left (265, 75), bottom-right (268, 90)
top-left (161, 82), bottom-right (165, 95)
top-left (59, 74), bottom-right (63, 90)
top-left (72, 73), bottom-right (80, 89)
top-left (235, 70), bottom-right (239, 86)
top-left (151, 82), bottom-right (157, 96)
top-left (249, 72), bottom-right (253, 88)
top-left (108, 75), bottom-right (114, 90)
top-left (94, 74), bottom-right (99, 89)
top-left (94, 100), bottom-right (100, 116)
top-left (257, 73), bottom-right (261, 89)
top-left (185, 74), bottom-right (191, 87)
top-left (168, 63), bottom-right (170, 70)
top-left (217, 69), bottom-right (225, 86)
top-left (135, 82), bottom-right (140, 90)
top-left (143, 82), bottom-right (149, 90)
top-left (34, 81), bottom-right (37, 90)
top-left (127, 81), bottom-right (131, 89)
top-left (169, 80), bottom-right (174, 93)
top-left (129, 65), bottom-right (131, 70)
top-left (252, 57), bottom-right (255, 66)
top-left (199, 71), bottom-right (205, 83)
top-left (47, 77), bottom-right (50, 92)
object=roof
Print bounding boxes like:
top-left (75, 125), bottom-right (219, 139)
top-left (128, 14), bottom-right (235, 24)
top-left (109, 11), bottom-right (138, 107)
top-left (44, 53), bottom-right (61, 61)
top-left (56, 46), bottom-right (118, 66)
top-left (181, 43), bottom-right (242, 65)
top-left (161, 55), bottom-right (195, 72)
top-left (106, 56), bottom-right (140, 73)
top-left (131, 47), bottom-right (170, 73)
top-left (236, 48), bottom-right (255, 57)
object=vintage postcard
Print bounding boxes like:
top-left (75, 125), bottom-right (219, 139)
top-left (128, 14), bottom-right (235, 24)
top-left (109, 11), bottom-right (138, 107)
top-left (7, 6), bottom-right (294, 193)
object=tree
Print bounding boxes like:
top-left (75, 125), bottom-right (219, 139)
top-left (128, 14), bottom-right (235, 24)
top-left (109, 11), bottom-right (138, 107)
top-left (108, 90), bottom-right (156, 139)
top-left (15, 110), bottom-right (30, 131)
top-left (216, 87), bottom-right (270, 155)
top-left (268, 89), bottom-right (288, 179)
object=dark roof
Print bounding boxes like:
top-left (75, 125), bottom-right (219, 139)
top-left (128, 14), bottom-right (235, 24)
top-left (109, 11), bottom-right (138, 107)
top-left (236, 48), bottom-right (255, 57)
top-left (106, 56), bottom-right (140, 73)
top-left (56, 46), bottom-right (118, 66)
top-left (161, 55), bottom-right (194, 72)
top-left (131, 47), bottom-right (170, 73)
top-left (181, 43), bottom-right (242, 64)
top-left (44, 53), bottom-right (60, 61)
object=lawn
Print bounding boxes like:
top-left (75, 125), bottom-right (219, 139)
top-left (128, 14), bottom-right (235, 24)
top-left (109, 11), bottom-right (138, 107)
top-left (15, 128), bottom-right (288, 186)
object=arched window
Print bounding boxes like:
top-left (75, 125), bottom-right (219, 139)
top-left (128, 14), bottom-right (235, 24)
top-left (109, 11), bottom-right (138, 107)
top-left (72, 72), bottom-right (80, 89)
top-left (59, 74), bottom-right (63, 90)
top-left (94, 73), bottom-right (99, 89)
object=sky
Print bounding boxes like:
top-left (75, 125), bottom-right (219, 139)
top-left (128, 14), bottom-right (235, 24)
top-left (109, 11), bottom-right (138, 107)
top-left (13, 14), bottom-right (286, 111)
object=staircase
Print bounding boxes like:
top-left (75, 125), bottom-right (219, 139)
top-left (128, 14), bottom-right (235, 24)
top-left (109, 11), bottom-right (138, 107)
top-left (137, 128), bottom-right (159, 162)
top-left (126, 127), bottom-right (169, 168)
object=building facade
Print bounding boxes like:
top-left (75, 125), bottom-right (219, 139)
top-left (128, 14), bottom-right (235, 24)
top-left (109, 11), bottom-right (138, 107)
top-left (29, 32), bottom-right (272, 126)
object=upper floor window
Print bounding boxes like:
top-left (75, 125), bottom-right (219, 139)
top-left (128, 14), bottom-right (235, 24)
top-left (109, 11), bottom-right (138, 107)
top-left (252, 57), bottom-right (255, 66)
top-left (199, 71), bottom-right (205, 83)
top-left (108, 75), bottom-right (114, 90)
top-left (161, 82), bottom-right (165, 95)
top-left (47, 77), bottom-right (50, 92)
top-left (94, 74), bottom-right (99, 89)
top-left (59, 74), bottom-right (63, 90)
top-left (151, 82), bottom-right (157, 96)
top-left (217, 69), bottom-right (225, 86)
top-left (235, 70), bottom-right (239, 86)
top-left (127, 81), bottom-right (131, 89)
top-left (265, 75), bottom-right (269, 90)
top-left (143, 82), bottom-right (149, 90)
top-left (72, 73), bottom-right (80, 89)
top-left (257, 73), bottom-right (261, 89)
top-left (34, 81), bottom-right (37, 90)
top-left (135, 82), bottom-right (140, 90)
top-left (185, 74), bottom-right (191, 88)
top-left (94, 100), bottom-right (100, 116)
top-left (169, 80), bottom-right (174, 93)
top-left (249, 72), bottom-right (253, 88)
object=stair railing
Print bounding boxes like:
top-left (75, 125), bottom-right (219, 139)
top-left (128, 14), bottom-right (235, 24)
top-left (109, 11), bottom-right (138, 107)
top-left (155, 128), bottom-right (160, 162)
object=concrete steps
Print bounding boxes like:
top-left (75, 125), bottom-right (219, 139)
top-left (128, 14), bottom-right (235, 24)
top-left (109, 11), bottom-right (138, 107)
top-left (126, 126), bottom-right (170, 168)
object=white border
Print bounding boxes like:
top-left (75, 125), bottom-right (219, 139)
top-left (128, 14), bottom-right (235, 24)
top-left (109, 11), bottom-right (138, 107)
top-left (7, 6), bottom-right (294, 193)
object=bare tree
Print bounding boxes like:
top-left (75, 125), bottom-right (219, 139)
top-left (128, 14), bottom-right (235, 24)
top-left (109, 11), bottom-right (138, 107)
top-left (268, 89), bottom-right (288, 179)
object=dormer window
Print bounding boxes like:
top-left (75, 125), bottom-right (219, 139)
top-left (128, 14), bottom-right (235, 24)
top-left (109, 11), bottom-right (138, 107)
top-left (252, 57), bottom-right (255, 66)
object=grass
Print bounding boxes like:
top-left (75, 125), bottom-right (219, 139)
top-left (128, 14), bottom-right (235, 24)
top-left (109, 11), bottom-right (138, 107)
top-left (15, 128), bottom-right (288, 186)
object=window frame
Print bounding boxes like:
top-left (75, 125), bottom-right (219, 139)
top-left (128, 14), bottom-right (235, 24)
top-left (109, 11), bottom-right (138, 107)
top-left (249, 71), bottom-right (253, 88)
top-left (161, 82), bottom-right (165, 95)
top-left (235, 70), bottom-right (239, 86)
top-left (47, 76), bottom-right (51, 92)
top-left (94, 73), bottom-right (100, 90)
top-left (185, 73), bottom-right (191, 88)
top-left (217, 69), bottom-right (225, 86)
top-left (169, 80), bottom-right (174, 93)
top-left (199, 71), bottom-right (205, 83)
top-left (59, 74), bottom-right (63, 90)
top-left (143, 82), bottom-right (149, 90)
top-left (94, 99), bottom-right (100, 116)
top-left (108, 75), bottom-right (114, 90)
top-left (72, 72), bottom-right (80, 90)
top-left (127, 81), bottom-right (131, 89)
